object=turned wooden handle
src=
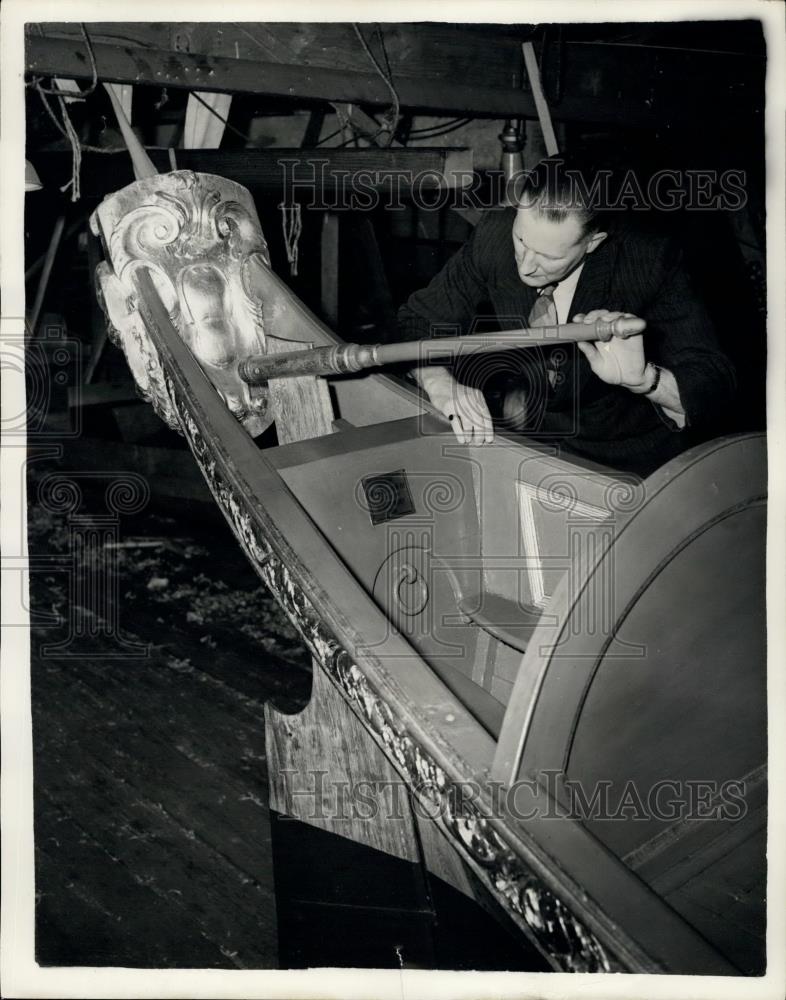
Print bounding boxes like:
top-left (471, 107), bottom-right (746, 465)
top-left (238, 316), bottom-right (647, 385)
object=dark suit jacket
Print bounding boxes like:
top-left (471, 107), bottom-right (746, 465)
top-left (397, 207), bottom-right (736, 476)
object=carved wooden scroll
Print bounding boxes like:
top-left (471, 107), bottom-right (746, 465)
top-left (90, 170), bottom-right (274, 437)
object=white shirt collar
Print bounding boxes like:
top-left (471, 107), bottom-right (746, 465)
top-left (549, 262), bottom-right (585, 324)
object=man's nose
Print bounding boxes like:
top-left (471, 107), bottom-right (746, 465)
top-left (518, 248), bottom-right (537, 273)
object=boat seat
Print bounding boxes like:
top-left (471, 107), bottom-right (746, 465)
top-left (457, 592), bottom-right (542, 654)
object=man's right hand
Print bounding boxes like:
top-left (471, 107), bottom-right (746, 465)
top-left (413, 366), bottom-right (494, 444)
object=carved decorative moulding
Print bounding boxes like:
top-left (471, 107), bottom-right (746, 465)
top-left (90, 170), bottom-right (273, 436)
top-left (164, 371), bottom-right (621, 974)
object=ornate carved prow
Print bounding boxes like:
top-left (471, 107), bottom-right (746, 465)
top-left (91, 84), bottom-right (336, 442)
top-left (90, 170), bottom-right (275, 437)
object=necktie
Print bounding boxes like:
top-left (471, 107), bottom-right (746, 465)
top-left (502, 284), bottom-right (558, 430)
top-left (528, 283), bottom-right (558, 328)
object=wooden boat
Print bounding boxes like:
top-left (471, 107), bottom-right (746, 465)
top-left (89, 167), bottom-right (767, 975)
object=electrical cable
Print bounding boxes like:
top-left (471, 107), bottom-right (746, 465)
top-left (352, 23), bottom-right (400, 146)
top-left (313, 126), bottom-right (346, 148)
top-left (408, 116), bottom-right (472, 135)
top-left (408, 119), bottom-right (474, 139)
top-left (188, 90), bottom-right (260, 146)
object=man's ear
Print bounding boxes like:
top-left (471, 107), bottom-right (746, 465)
top-left (585, 231), bottom-right (608, 254)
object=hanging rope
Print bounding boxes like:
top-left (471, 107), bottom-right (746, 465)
top-left (351, 24), bottom-right (400, 146)
top-left (28, 21), bottom-right (143, 193)
top-left (33, 83), bottom-right (84, 199)
top-left (33, 80), bottom-right (127, 154)
top-left (279, 202), bottom-right (303, 277)
top-left (57, 94), bottom-right (83, 201)
top-left (28, 23), bottom-right (99, 97)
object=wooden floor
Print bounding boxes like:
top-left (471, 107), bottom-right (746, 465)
top-left (29, 462), bottom-right (311, 969)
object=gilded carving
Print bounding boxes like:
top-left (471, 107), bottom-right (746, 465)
top-left (90, 171), bottom-right (273, 437)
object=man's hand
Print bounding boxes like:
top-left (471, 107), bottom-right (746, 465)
top-left (573, 310), bottom-right (651, 391)
top-left (414, 365), bottom-right (494, 444)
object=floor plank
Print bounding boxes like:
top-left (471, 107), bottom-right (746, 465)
top-left (29, 467), bottom-right (311, 968)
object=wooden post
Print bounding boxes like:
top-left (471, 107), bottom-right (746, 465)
top-left (320, 211), bottom-right (340, 328)
top-left (27, 214), bottom-right (65, 337)
top-left (522, 42), bottom-right (559, 156)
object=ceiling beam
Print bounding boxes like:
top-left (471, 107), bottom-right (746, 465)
top-left (30, 147), bottom-right (475, 200)
top-left (26, 34), bottom-right (763, 128)
top-left (27, 36), bottom-right (539, 119)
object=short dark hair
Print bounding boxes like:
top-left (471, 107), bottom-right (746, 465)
top-left (516, 156), bottom-right (608, 237)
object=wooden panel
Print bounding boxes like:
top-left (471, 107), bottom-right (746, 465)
top-left (266, 660), bottom-right (421, 861)
top-left (490, 676), bottom-right (514, 705)
top-left (568, 504), bottom-right (766, 856)
top-left (494, 434), bottom-right (767, 787)
top-left (458, 591), bottom-right (542, 653)
top-left (665, 825), bottom-right (767, 976)
top-left (265, 337), bottom-right (335, 445)
top-left (473, 441), bottom-right (623, 622)
top-left (415, 812), bottom-right (476, 898)
top-left (271, 417), bottom-right (510, 735)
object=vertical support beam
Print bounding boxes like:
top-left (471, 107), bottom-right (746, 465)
top-left (350, 216), bottom-right (398, 341)
top-left (301, 109), bottom-right (326, 148)
top-left (28, 214), bottom-right (66, 337)
top-left (84, 227), bottom-right (108, 384)
top-left (183, 92), bottom-right (232, 148)
top-left (320, 211), bottom-right (340, 328)
top-left (522, 42), bottom-right (559, 156)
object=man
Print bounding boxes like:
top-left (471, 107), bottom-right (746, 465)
top-left (398, 157), bottom-right (736, 476)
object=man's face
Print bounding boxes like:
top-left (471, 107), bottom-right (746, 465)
top-left (512, 204), bottom-right (605, 287)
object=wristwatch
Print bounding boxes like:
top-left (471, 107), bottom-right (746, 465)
top-left (643, 363), bottom-right (663, 396)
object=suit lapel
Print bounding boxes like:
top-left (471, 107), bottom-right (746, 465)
top-left (569, 239), bottom-right (614, 320)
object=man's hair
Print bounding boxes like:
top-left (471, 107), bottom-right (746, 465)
top-left (516, 155), bottom-right (610, 237)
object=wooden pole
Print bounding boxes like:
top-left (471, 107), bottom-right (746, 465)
top-left (320, 212), bottom-right (339, 327)
top-left (238, 316), bottom-right (646, 384)
top-left (103, 83), bottom-right (158, 181)
top-left (522, 42), bottom-right (559, 157)
top-left (27, 213), bottom-right (66, 337)
top-left (25, 211), bottom-right (89, 283)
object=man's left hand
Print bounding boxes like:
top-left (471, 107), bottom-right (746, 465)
top-left (572, 309), bottom-right (650, 391)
